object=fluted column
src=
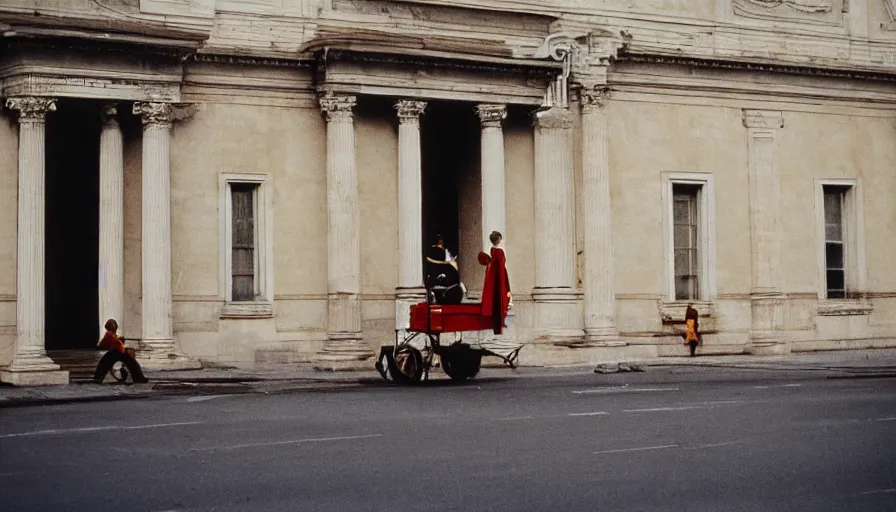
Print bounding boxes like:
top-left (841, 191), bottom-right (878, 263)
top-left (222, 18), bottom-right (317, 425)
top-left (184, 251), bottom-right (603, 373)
top-left (0, 97), bottom-right (68, 386)
top-left (580, 86), bottom-right (620, 344)
top-left (394, 100), bottom-right (426, 333)
top-left (743, 109), bottom-right (788, 355)
top-left (475, 104), bottom-right (507, 251)
top-left (98, 104), bottom-right (124, 339)
top-left (315, 94), bottom-right (372, 369)
top-left (133, 102), bottom-right (196, 369)
top-left (532, 107), bottom-right (583, 341)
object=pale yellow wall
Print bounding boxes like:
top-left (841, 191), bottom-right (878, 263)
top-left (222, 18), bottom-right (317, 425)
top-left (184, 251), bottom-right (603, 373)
top-left (357, 106), bottom-right (399, 297)
top-left (608, 100), bottom-right (752, 299)
top-left (122, 120), bottom-right (143, 339)
top-left (169, 101), bottom-right (329, 303)
top-left (505, 117), bottom-right (537, 297)
top-left (0, 117), bottom-right (17, 365)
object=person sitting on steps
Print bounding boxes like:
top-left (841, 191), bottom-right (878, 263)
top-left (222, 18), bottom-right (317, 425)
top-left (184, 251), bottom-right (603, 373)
top-left (93, 319), bottom-right (149, 384)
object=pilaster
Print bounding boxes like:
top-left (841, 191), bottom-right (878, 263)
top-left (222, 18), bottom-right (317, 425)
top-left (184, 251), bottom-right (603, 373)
top-left (133, 101), bottom-right (198, 369)
top-left (532, 106), bottom-right (583, 341)
top-left (1, 97), bottom-right (68, 386)
top-left (98, 104), bottom-right (124, 339)
top-left (475, 104), bottom-right (507, 251)
top-left (743, 109), bottom-right (789, 355)
top-left (316, 94), bottom-right (372, 369)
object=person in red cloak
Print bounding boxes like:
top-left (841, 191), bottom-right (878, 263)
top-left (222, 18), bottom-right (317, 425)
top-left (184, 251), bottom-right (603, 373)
top-left (478, 230), bottom-right (512, 334)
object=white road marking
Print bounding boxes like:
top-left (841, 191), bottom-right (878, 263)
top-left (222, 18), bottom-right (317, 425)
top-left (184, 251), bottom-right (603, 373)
top-left (594, 444), bottom-right (679, 455)
top-left (0, 421), bottom-right (201, 439)
top-left (568, 412), bottom-right (610, 417)
top-left (191, 433), bottom-right (383, 452)
top-left (0, 472), bottom-right (19, 477)
top-left (782, 384), bottom-right (802, 387)
top-left (859, 488), bottom-right (896, 495)
top-left (187, 395), bottom-right (226, 403)
top-left (495, 416), bottom-right (535, 421)
top-left (573, 386), bottom-right (680, 395)
top-left (684, 441), bottom-right (742, 450)
top-left (680, 400), bottom-right (746, 406)
top-left (753, 386), bottom-right (769, 389)
top-left (877, 417), bottom-right (896, 422)
top-left (624, 406), bottom-right (712, 413)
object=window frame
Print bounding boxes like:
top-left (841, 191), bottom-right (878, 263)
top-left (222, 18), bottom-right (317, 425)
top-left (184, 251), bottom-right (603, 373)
top-left (219, 173), bottom-right (274, 317)
top-left (661, 172), bottom-right (716, 303)
top-left (815, 178), bottom-right (865, 302)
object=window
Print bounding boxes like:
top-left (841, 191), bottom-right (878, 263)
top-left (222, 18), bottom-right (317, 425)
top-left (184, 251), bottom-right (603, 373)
top-left (219, 173), bottom-right (273, 317)
top-left (662, 172), bottom-right (716, 303)
top-left (815, 179), bottom-right (865, 305)
top-left (823, 186), bottom-right (846, 299)
top-left (673, 185), bottom-right (700, 301)
top-left (231, 183), bottom-right (258, 301)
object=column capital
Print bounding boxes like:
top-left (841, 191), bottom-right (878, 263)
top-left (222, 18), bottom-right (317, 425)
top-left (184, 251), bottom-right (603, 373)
top-left (319, 94), bottom-right (357, 123)
top-left (533, 107), bottom-right (573, 129)
top-left (133, 102), bottom-right (174, 126)
top-left (395, 100), bottom-right (426, 125)
top-left (475, 104), bottom-right (507, 128)
top-left (6, 97), bottom-right (56, 122)
top-left (580, 85), bottom-right (610, 114)
top-left (743, 109), bottom-right (784, 129)
top-left (101, 104), bottom-right (120, 126)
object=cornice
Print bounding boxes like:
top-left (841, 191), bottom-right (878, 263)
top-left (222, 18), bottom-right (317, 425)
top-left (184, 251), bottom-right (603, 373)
top-left (619, 53), bottom-right (896, 84)
top-left (191, 53), bottom-right (312, 69)
top-left (320, 49), bottom-right (560, 79)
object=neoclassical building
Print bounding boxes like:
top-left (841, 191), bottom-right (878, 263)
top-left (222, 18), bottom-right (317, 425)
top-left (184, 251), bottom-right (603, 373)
top-left (2, 0), bottom-right (896, 385)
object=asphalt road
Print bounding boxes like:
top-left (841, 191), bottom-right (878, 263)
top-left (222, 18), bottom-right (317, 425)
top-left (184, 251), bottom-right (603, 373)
top-left (1, 367), bottom-right (895, 512)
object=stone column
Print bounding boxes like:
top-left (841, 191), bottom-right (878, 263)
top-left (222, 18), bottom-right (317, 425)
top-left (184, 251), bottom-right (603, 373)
top-left (0, 97), bottom-right (68, 386)
top-left (743, 110), bottom-right (788, 355)
top-left (475, 104), bottom-right (507, 251)
top-left (394, 100), bottom-right (427, 331)
top-left (580, 86), bottom-right (621, 344)
top-left (315, 94), bottom-right (372, 369)
top-left (532, 107), bottom-right (583, 341)
top-left (98, 105), bottom-right (124, 338)
top-left (133, 102), bottom-right (196, 369)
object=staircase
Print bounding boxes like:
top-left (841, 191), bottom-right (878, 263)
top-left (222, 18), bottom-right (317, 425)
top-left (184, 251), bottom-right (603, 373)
top-left (47, 350), bottom-right (104, 382)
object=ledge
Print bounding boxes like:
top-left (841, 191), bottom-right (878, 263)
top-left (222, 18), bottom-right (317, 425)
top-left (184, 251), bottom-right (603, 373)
top-left (220, 302), bottom-right (274, 319)
top-left (658, 301), bottom-right (714, 324)
top-left (817, 301), bottom-right (873, 317)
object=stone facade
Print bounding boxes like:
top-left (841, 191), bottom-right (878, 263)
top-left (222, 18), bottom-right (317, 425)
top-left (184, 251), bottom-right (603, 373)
top-left (2, 0), bottom-right (896, 384)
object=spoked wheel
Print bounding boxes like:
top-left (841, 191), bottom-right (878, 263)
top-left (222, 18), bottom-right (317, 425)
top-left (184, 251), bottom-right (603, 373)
top-left (440, 347), bottom-right (482, 382)
top-left (110, 360), bottom-right (130, 383)
top-left (389, 345), bottom-right (424, 385)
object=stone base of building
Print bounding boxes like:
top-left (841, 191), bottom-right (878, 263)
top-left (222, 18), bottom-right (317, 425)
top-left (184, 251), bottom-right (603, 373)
top-left (0, 368), bottom-right (70, 386)
top-left (747, 340), bottom-right (792, 356)
top-left (313, 339), bottom-right (375, 371)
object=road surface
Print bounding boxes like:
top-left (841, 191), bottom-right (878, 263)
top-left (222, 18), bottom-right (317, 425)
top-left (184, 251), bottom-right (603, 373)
top-left (2, 367), bottom-right (895, 511)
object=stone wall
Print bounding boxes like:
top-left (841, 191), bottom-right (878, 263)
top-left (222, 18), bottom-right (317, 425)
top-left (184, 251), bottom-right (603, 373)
top-left (0, 117), bottom-right (18, 366)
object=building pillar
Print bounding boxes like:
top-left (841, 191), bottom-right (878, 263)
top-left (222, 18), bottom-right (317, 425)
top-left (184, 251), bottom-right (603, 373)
top-left (394, 100), bottom-right (427, 331)
top-left (580, 86), bottom-right (621, 344)
top-left (315, 94), bottom-right (372, 369)
top-left (98, 104), bottom-right (124, 338)
top-left (475, 104), bottom-right (507, 251)
top-left (0, 97), bottom-right (69, 386)
top-left (132, 102), bottom-right (196, 369)
top-left (743, 110), bottom-right (789, 355)
top-left (532, 107), bottom-right (583, 341)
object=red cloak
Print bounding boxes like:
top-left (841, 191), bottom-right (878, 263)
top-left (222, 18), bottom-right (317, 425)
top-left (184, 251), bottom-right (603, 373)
top-left (479, 247), bottom-right (511, 334)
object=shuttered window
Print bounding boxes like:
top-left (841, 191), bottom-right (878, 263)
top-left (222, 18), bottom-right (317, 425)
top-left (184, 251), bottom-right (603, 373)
top-left (823, 186), bottom-right (846, 299)
top-left (231, 183), bottom-right (258, 302)
top-left (673, 184), bottom-right (700, 301)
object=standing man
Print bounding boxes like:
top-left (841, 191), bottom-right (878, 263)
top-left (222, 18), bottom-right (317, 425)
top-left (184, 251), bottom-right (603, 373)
top-left (425, 234), bottom-right (465, 304)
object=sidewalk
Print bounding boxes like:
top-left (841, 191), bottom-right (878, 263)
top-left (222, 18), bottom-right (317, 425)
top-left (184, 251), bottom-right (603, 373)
top-left (2, 348), bottom-right (894, 408)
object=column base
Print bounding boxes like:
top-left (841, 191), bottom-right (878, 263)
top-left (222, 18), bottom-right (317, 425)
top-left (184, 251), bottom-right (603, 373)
top-left (533, 288), bottom-right (583, 344)
top-left (137, 338), bottom-right (201, 370)
top-left (0, 355), bottom-right (69, 386)
top-left (746, 339), bottom-right (791, 356)
top-left (314, 339), bottom-right (374, 371)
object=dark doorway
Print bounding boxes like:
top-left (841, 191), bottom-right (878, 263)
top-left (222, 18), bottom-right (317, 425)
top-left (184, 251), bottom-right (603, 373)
top-left (421, 101), bottom-right (478, 271)
top-left (45, 100), bottom-right (101, 350)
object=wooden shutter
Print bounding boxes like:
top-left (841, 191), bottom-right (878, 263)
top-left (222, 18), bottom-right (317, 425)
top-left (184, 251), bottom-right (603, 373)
top-left (231, 183), bottom-right (257, 301)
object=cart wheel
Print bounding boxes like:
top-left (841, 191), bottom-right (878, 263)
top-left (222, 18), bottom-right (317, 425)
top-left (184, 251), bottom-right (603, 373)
top-left (110, 361), bottom-right (130, 383)
top-left (440, 349), bottom-right (482, 382)
top-left (390, 345), bottom-right (424, 384)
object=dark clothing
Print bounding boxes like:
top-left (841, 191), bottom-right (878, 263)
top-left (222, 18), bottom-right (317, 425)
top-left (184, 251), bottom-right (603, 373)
top-left (94, 350), bottom-right (148, 384)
